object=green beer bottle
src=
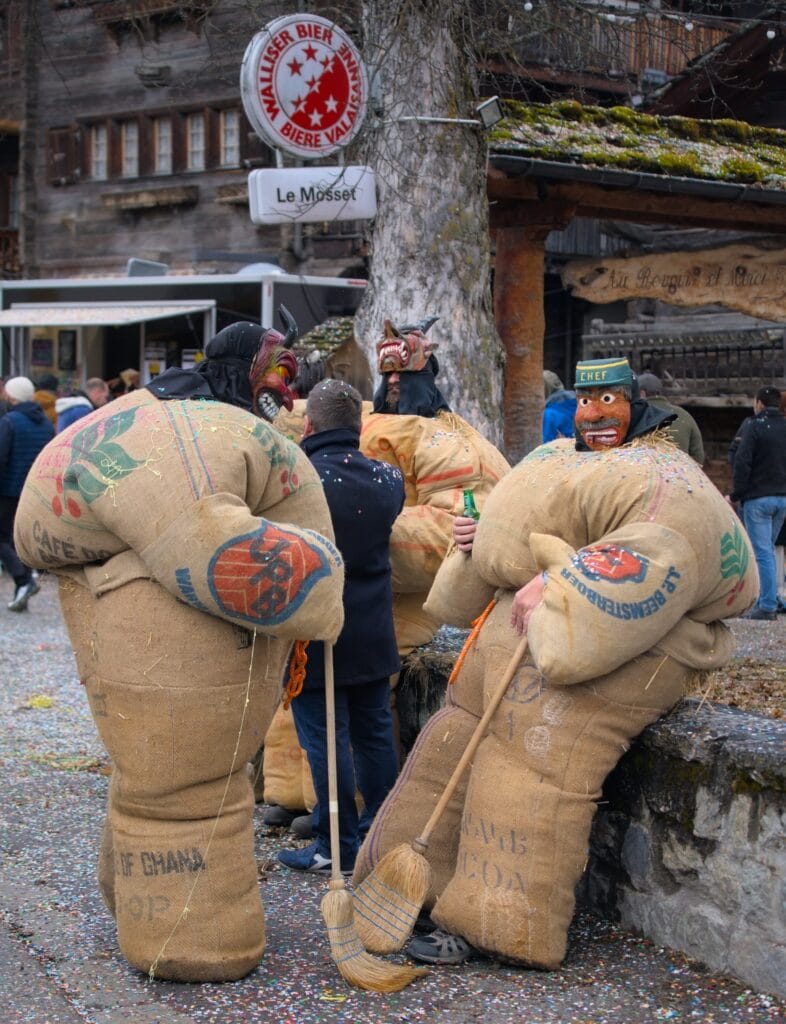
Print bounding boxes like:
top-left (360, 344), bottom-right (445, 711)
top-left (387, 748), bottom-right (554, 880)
top-left (462, 488), bottom-right (480, 521)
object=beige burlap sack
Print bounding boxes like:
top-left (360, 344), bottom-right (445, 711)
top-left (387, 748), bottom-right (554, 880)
top-left (261, 702), bottom-right (316, 812)
top-left (16, 390), bottom-right (344, 642)
top-left (430, 595), bottom-right (692, 968)
top-left (72, 577), bottom-right (285, 982)
top-left (353, 589), bottom-right (497, 904)
top-left (472, 439), bottom-right (756, 676)
top-left (393, 591), bottom-right (442, 657)
top-left (16, 392), bottom-right (345, 982)
top-left (424, 546), bottom-right (498, 628)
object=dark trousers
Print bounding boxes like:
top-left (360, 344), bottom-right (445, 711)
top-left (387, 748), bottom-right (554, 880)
top-left (0, 496), bottom-right (33, 586)
top-left (292, 677), bottom-right (399, 865)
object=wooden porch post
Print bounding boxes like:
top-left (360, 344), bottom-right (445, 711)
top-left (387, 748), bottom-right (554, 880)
top-left (494, 226), bottom-right (550, 462)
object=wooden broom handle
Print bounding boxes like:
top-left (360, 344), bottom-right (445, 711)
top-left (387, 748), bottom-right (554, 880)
top-left (323, 643), bottom-right (343, 883)
top-left (412, 633), bottom-right (529, 854)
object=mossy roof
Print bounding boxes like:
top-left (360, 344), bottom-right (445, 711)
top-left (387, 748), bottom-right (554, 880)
top-left (488, 100), bottom-right (786, 190)
top-left (297, 315), bottom-right (355, 353)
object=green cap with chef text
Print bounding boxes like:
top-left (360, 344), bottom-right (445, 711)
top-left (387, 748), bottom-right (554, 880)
top-left (574, 357), bottom-right (633, 390)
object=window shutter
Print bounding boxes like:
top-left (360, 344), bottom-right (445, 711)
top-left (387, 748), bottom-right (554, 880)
top-left (47, 126), bottom-right (80, 185)
top-left (240, 114), bottom-right (271, 168)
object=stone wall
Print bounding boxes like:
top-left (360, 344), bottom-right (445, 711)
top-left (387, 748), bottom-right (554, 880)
top-left (581, 699), bottom-right (786, 998)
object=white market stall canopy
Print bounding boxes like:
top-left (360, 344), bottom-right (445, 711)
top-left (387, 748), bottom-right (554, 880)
top-left (0, 300), bottom-right (216, 327)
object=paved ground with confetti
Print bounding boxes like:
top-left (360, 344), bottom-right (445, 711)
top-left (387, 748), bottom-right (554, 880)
top-left (1, 572), bottom-right (783, 1024)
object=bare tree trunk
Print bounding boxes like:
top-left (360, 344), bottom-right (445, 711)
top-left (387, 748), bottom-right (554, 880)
top-left (353, 0), bottom-right (503, 446)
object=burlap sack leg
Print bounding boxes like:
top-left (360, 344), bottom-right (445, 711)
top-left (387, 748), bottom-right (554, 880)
top-left (84, 580), bottom-right (284, 982)
top-left (261, 703), bottom-right (311, 813)
top-left (57, 577), bottom-right (117, 912)
top-left (432, 642), bottom-right (691, 968)
top-left (353, 630), bottom-right (486, 905)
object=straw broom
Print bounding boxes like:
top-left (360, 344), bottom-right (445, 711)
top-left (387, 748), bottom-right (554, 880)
top-left (353, 634), bottom-right (529, 954)
top-left (319, 643), bottom-right (428, 992)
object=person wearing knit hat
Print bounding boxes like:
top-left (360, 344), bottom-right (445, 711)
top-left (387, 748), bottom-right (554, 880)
top-left (637, 371), bottom-right (705, 464)
top-left (0, 376), bottom-right (54, 610)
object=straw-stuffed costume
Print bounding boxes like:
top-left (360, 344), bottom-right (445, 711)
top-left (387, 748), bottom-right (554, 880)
top-left (13, 315), bottom-right (345, 983)
top-left (354, 357), bottom-right (758, 969)
top-left (260, 317), bottom-right (510, 814)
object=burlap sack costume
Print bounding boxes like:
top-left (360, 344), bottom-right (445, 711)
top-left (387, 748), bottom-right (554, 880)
top-left (14, 389), bottom-right (344, 981)
top-left (354, 437), bottom-right (757, 968)
top-left (260, 401), bottom-right (510, 810)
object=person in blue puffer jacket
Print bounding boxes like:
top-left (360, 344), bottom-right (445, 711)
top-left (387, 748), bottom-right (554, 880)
top-left (0, 377), bottom-right (54, 610)
top-left (542, 370), bottom-right (577, 442)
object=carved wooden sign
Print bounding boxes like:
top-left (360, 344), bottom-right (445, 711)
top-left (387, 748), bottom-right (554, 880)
top-left (562, 243), bottom-right (786, 321)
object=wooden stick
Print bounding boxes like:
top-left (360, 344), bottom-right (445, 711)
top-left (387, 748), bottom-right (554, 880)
top-left (411, 634), bottom-right (529, 854)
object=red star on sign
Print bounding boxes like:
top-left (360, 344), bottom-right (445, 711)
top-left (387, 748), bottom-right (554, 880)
top-left (287, 57), bottom-right (302, 76)
top-left (289, 55), bottom-right (350, 133)
top-left (303, 43), bottom-right (318, 61)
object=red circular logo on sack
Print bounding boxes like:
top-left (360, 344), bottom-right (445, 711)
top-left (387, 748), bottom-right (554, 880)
top-left (208, 523), bottom-right (332, 625)
top-left (574, 544), bottom-right (649, 584)
top-left (240, 14), bottom-right (369, 159)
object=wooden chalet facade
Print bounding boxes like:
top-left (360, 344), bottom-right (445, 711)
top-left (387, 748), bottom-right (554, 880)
top-left (0, 0), bottom-right (365, 280)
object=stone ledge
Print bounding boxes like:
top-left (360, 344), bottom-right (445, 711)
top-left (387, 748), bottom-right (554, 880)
top-left (582, 699), bottom-right (786, 998)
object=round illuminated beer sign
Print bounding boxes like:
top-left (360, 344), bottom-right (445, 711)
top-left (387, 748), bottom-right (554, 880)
top-left (240, 14), bottom-right (369, 160)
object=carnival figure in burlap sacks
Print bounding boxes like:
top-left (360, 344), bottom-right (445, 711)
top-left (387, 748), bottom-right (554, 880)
top-left (354, 356), bottom-right (758, 968)
top-left (13, 312), bottom-right (345, 982)
top-left (259, 316), bottom-right (510, 827)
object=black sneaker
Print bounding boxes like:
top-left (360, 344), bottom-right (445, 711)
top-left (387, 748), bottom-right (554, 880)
top-left (406, 928), bottom-right (476, 964)
top-left (290, 813), bottom-right (314, 839)
top-left (8, 579), bottom-right (41, 612)
top-left (744, 608), bottom-right (777, 621)
top-left (262, 804), bottom-right (301, 827)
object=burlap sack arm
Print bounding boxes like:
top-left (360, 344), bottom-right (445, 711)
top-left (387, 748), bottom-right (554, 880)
top-left (423, 546), bottom-right (497, 627)
top-left (138, 491), bottom-right (344, 641)
top-left (527, 525), bottom-right (699, 685)
top-left (390, 504), bottom-right (454, 593)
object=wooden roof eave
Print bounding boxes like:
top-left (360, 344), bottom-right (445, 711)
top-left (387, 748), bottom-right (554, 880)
top-left (487, 156), bottom-right (786, 235)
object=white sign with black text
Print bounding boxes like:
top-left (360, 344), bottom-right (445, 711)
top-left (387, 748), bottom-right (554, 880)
top-left (248, 165), bottom-right (377, 225)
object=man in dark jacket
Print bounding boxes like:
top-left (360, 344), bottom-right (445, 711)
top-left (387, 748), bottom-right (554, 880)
top-left (0, 377), bottom-right (55, 610)
top-left (278, 379), bottom-right (405, 874)
top-left (730, 385), bottom-right (786, 620)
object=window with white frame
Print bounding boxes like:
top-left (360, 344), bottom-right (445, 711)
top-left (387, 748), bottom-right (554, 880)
top-left (220, 109), bottom-right (240, 166)
top-left (91, 124), bottom-right (108, 180)
top-left (186, 112), bottom-right (205, 171)
top-left (153, 117), bottom-right (172, 174)
top-left (121, 120), bottom-right (139, 178)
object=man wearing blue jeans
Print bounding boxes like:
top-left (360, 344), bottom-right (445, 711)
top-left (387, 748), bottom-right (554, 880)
top-left (278, 379), bottom-right (405, 874)
top-left (731, 386), bottom-right (786, 621)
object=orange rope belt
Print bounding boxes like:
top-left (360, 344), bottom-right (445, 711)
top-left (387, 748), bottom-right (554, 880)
top-left (448, 598), bottom-right (497, 686)
top-left (283, 639), bottom-right (309, 708)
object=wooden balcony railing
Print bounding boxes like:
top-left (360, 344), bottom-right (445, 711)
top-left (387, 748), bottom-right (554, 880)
top-left (487, 6), bottom-right (734, 83)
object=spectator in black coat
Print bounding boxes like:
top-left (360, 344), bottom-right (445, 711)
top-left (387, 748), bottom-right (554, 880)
top-left (0, 377), bottom-right (55, 610)
top-left (278, 379), bottom-right (405, 875)
top-left (729, 386), bottom-right (786, 620)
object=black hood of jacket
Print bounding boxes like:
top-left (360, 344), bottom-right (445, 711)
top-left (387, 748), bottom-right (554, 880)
top-left (574, 398), bottom-right (676, 452)
top-left (371, 354), bottom-right (450, 417)
top-left (145, 322), bottom-right (267, 411)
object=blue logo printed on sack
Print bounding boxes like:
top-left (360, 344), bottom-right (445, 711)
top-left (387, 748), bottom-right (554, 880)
top-left (175, 567), bottom-right (211, 613)
top-left (561, 560), bottom-right (681, 621)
